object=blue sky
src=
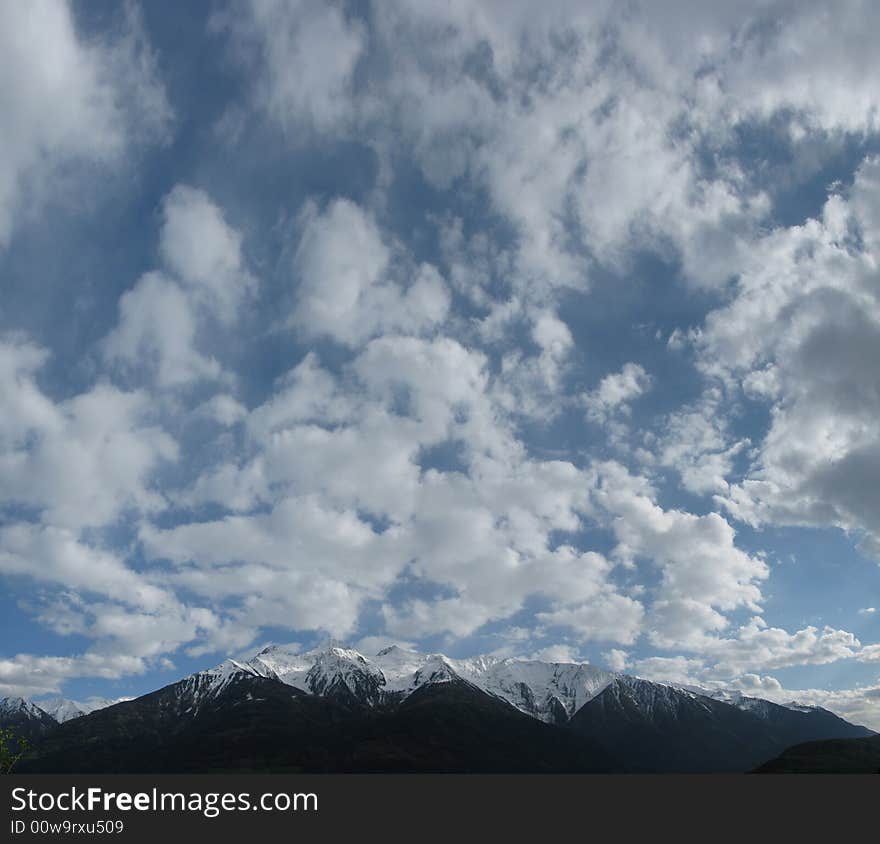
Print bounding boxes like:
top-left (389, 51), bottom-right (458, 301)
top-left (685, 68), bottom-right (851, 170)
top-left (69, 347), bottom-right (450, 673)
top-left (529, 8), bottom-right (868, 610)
top-left (3, 0), bottom-right (880, 727)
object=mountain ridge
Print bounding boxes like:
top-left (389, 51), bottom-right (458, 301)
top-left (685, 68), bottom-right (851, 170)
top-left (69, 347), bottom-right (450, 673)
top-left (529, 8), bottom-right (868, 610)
top-left (6, 642), bottom-right (875, 773)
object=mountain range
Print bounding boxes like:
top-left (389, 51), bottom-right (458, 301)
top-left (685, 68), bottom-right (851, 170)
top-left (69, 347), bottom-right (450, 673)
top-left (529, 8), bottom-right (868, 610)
top-left (5, 642), bottom-right (874, 773)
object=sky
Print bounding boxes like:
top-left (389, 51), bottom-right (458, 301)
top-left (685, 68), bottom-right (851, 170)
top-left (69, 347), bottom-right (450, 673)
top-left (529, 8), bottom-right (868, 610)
top-left (3, 0), bottom-right (880, 728)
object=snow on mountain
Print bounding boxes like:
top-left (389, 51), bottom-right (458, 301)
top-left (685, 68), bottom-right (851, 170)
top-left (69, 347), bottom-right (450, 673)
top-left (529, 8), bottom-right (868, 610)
top-left (464, 659), bottom-right (617, 723)
top-left (371, 645), bottom-right (435, 691)
top-left (0, 697), bottom-right (51, 720)
top-left (36, 698), bottom-right (85, 723)
top-left (31, 697), bottom-right (129, 723)
top-left (221, 642), bottom-right (617, 722)
top-left (782, 701), bottom-right (825, 714)
top-left (0, 697), bottom-right (59, 743)
top-left (372, 647), bottom-right (469, 694)
top-left (200, 658), bottom-right (263, 693)
top-left (305, 646), bottom-right (386, 705)
top-left (373, 648), bottom-right (616, 721)
top-left (173, 658), bottom-right (268, 715)
top-left (246, 642), bottom-right (386, 704)
top-left (80, 697), bottom-right (129, 714)
top-left (684, 686), bottom-right (830, 718)
top-left (15, 641), bottom-right (824, 734)
top-left (183, 640), bottom-right (851, 732)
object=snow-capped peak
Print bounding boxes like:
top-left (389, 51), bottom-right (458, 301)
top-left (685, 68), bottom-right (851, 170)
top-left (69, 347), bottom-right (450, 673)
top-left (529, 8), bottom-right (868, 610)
top-left (34, 698), bottom-right (85, 723)
top-left (233, 642), bottom-right (618, 722)
top-left (28, 696), bottom-right (127, 723)
top-left (305, 647), bottom-right (386, 704)
top-left (190, 641), bottom-right (851, 731)
top-left (202, 658), bottom-right (261, 692)
top-left (464, 658), bottom-right (617, 723)
top-left (177, 658), bottom-right (265, 714)
top-left (0, 697), bottom-right (49, 719)
top-left (682, 686), bottom-right (828, 718)
top-left (372, 648), bottom-right (455, 693)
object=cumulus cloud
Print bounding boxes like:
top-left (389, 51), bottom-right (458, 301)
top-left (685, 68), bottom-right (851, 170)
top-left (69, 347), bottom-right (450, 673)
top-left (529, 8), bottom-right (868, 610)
top-left (654, 388), bottom-right (749, 495)
top-left (159, 185), bottom-right (256, 322)
top-left (603, 649), bottom-right (630, 672)
top-left (0, 340), bottom-right (177, 530)
top-left (537, 594), bottom-right (645, 646)
top-left (695, 157), bottom-right (880, 562)
top-left (196, 394), bottom-right (248, 427)
top-left (0, 0), bottom-right (170, 245)
top-left (631, 655), bottom-right (707, 687)
top-left (590, 461), bottom-right (767, 648)
top-left (702, 618), bottom-right (861, 675)
top-left (226, 0), bottom-right (761, 294)
top-left (857, 644), bottom-right (880, 663)
top-left (584, 363), bottom-right (652, 423)
top-left (104, 272), bottom-right (224, 388)
top-left (144, 336), bottom-right (642, 644)
top-left (528, 644), bottom-right (584, 664)
top-left (7, 2), bottom-right (880, 702)
top-left (0, 525), bottom-right (168, 611)
top-left (0, 652), bottom-right (147, 699)
top-left (104, 185), bottom-right (253, 388)
top-left (291, 199), bottom-right (449, 346)
top-left (220, 0), bottom-right (365, 134)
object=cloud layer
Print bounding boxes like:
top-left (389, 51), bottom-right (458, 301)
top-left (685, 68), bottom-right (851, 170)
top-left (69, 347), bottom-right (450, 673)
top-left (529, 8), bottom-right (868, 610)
top-left (3, 1), bottom-right (880, 726)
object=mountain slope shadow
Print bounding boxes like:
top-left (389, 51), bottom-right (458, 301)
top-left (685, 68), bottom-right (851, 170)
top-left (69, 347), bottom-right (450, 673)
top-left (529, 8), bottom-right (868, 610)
top-left (0, 699), bottom-right (58, 749)
top-left (568, 677), bottom-right (873, 773)
top-left (339, 679), bottom-right (619, 772)
top-left (755, 734), bottom-right (880, 773)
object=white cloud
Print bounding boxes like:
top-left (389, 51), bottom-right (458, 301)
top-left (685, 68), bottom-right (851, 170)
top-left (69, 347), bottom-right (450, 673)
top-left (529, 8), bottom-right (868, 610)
top-left (11, 1), bottom-right (880, 701)
top-left (702, 618), bottom-right (861, 675)
top-left (857, 645), bottom-right (880, 663)
top-left (631, 655), bottom-right (707, 687)
top-left (143, 336), bottom-right (646, 645)
top-left (353, 636), bottom-right (418, 657)
top-left (536, 594), bottom-right (645, 646)
top-left (292, 199), bottom-right (449, 346)
top-left (584, 363), bottom-right (652, 423)
top-left (140, 495), bottom-right (398, 638)
top-left (159, 185), bottom-right (255, 322)
top-left (0, 337), bottom-right (60, 447)
top-left (0, 343), bottom-right (177, 530)
top-left (229, 0), bottom-right (773, 300)
top-left (603, 648), bottom-right (630, 672)
top-left (493, 309), bottom-right (576, 421)
top-left (104, 272), bottom-right (223, 388)
top-left (196, 394), bottom-right (248, 427)
top-left (0, 652), bottom-right (147, 699)
top-left (223, 0), bottom-right (365, 134)
top-left (0, 0), bottom-right (170, 246)
top-left (105, 186), bottom-right (253, 388)
top-left (654, 387), bottom-right (749, 495)
top-left (228, 0), bottom-right (880, 310)
top-left (0, 525), bottom-right (168, 611)
top-left (174, 458), bottom-right (267, 514)
top-left (590, 461), bottom-right (767, 648)
top-left (696, 157), bottom-right (880, 561)
top-left (528, 644), bottom-right (584, 663)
